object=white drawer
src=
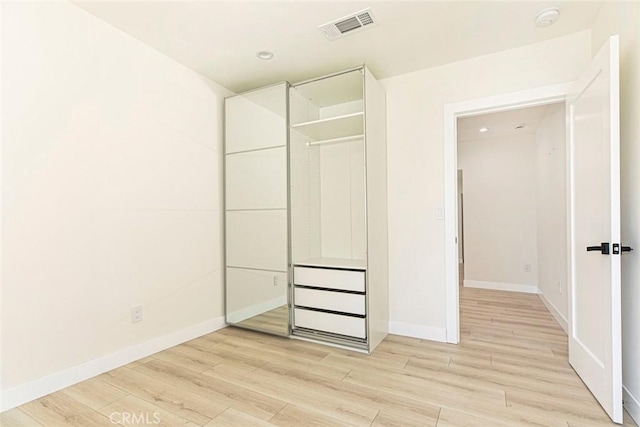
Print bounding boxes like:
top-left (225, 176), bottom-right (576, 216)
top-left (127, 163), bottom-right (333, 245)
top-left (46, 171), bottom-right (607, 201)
top-left (293, 267), bottom-right (365, 292)
top-left (294, 288), bottom-right (365, 315)
top-left (294, 308), bottom-right (366, 339)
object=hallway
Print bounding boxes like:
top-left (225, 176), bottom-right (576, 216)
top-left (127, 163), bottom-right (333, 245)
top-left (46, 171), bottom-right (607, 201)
top-left (459, 286), bottom-right (636, 426)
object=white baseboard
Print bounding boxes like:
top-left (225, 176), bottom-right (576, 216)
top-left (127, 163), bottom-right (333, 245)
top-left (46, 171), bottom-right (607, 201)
top-left (624, 385), bottom-right (640, 425)
top-left (537, 290), bottom-right (568, 333)
top-left (0, 316), bottom-right (226, 412)
top-left (464, 279), bottom-right (538, 294)
top-left (389, 321), bottom-right (447, 342)
top-left (226, 296), bottom-right (287, 323)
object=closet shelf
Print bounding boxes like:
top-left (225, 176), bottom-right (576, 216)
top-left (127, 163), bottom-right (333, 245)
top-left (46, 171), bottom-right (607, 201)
top-left (291, 112), bottom-right (363, 141)
top-left (307, 134), bottom-right (364, 147)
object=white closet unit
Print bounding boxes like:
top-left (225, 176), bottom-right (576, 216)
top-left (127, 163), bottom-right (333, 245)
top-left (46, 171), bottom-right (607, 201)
top-left (224, 67), bottom-right (388, 353)
top-left (289, 67), bottom-right (388, 352)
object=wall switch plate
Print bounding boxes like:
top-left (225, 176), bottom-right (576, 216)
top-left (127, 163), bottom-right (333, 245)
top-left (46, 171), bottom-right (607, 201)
top-left (435, 207), bottom-right (444, 220)
top-left (558, 280), bottom-right (562, 294)
top-left (131, 306), bottom-right (142, 323)
top-left (524, 264), bottom-right (532, 273)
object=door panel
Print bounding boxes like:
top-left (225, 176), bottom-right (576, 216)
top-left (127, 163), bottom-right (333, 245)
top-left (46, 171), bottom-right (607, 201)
top-left (225, 147), bottom-right (287, 210)
top-left (225, 86), bottom-right (287, 154)
top-left (226, 268), bottom-right (287, 332)
top-left (224, 83), bottom-right (289, 336)
top-left (568, 35), bottom-right (621, 423)
top-left (226, 209), bottom-right (288, 272)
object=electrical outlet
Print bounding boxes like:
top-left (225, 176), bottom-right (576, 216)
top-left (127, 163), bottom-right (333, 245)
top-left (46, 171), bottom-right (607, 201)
top-left (273, 276), bottom-right (280, 287)
top-left (131, 306), bottom-right (142, 323)
top-left (524, 264), bottom-right (532, 273)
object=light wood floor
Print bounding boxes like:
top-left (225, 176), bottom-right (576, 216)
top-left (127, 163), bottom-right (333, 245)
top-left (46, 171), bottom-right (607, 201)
top-left (2, 288), bottom-right (637, 427)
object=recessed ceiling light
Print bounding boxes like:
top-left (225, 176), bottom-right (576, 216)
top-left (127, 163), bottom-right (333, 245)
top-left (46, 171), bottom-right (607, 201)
top-left (256, 51), bottom-right (274, 60)
top-left (479, 127), bottom-right (489, 133)
top-left (535, 8), bottom-right (559, 27)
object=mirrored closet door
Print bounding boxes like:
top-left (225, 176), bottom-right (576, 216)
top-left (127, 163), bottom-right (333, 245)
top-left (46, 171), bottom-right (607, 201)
top-left (224, 82), bottom-right (289, 336)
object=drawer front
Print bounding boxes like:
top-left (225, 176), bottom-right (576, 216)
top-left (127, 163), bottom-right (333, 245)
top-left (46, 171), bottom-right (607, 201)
top-left (294, 308), bottom-right (366, 339)
top-left (294, 267), bottom-right (365, 292)
top-left (295, 288), bottom-right (365, 315)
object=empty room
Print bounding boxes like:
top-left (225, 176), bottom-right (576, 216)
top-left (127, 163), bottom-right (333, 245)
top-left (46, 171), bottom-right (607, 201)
top-left (1, 1), bottom-right (639, 426)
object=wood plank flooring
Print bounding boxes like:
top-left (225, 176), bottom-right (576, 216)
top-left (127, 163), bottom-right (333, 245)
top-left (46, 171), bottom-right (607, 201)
top-left (2, 288), bottom-right (637, 426)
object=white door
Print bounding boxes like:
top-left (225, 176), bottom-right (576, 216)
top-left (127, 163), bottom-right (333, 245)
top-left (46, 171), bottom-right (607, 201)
top-left (568, 35), bottom-right (622, 423)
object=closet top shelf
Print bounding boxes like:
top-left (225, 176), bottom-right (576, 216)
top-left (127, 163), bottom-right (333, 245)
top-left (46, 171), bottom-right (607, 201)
top-left (290, 112), bottom-right (363, 141)
top-left (294, 257), bottom-right (367, 270)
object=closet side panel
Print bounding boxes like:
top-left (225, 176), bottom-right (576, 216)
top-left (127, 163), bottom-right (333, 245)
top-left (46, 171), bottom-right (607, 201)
top-left (319, 139), bottom-right (366, 260)
top-left (320, 143), bottom-right (352, 259)
top-left (350, 139), bottom-right (367, 259)
top-left (364, 67), bottom-right (389, 350)
top-left (308, 148), bottom-right (321, 259)
top-left (289, 90), bottom-right (321, 262)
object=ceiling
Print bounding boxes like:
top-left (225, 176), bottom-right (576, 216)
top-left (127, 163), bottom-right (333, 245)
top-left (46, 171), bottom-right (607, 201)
top-left (457, 103), bottom-right (560, 143)
top-left (72, 1), bottom-right (603, 93)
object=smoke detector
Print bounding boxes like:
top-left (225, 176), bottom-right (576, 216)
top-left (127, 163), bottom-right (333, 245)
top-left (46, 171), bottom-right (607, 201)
top-left (256, 51), bottom-right (274, 60)
top-left (535, 8), bottom-right (560, 27)
top-left (319, 8), bottom-right (379, 40)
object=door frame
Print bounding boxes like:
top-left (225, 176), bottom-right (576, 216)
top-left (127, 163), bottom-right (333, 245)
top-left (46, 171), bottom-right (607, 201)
top-left (443, 82), bottom-right (573, 343)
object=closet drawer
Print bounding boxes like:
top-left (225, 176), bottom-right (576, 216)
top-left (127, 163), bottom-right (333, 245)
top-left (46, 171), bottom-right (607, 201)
top-left (295, 288), bottom-right (365, 315)
top-left (294, 308), bottom-right (366, 339)
top-left (293, 267), bottom-right (365, 292)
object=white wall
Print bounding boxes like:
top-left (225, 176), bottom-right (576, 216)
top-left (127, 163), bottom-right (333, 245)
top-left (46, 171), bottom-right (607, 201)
top-left (591, 2), bottom-right (640, 423)
top-left (458, 135), bottom-right (538, 291)
top-left (1, 0), bottom-right (232, 405)
top-left (380, 30), bottom-right (591, 337)
top-left (535, 103), bottom-right (568, 330)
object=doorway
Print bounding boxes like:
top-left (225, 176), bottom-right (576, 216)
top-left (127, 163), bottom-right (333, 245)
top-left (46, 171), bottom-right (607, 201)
top-left (443, 37), bottom-right (626, 424)
top-left (443, 82), bottom-right (571, 344)
top-left (455, 101), bottom-right (568, 339)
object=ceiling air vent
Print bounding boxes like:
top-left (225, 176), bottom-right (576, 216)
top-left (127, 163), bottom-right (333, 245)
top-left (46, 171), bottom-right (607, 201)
top-left (319, 8), bottom-right (379, 40)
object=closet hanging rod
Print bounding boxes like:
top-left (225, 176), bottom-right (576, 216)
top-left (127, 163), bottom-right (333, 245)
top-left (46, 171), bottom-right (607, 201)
top-left (307, 134), bottom-right (364, 147)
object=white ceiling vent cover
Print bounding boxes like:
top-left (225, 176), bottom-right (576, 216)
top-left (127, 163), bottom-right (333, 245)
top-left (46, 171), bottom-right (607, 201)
top-left (319, 8), bottom-right (379, 40)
